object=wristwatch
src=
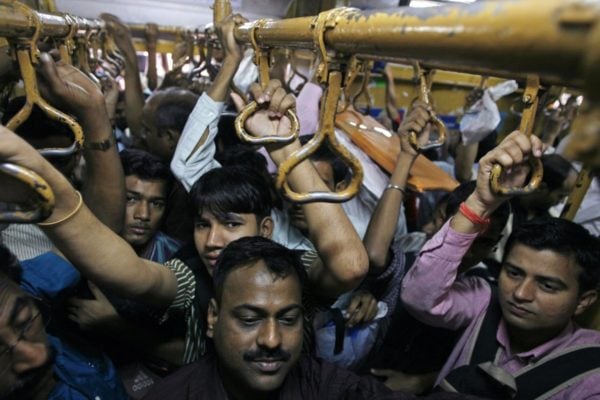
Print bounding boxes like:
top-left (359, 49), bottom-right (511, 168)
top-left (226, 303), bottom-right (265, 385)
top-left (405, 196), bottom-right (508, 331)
top-left (83, 136), bottom-right (114, 151)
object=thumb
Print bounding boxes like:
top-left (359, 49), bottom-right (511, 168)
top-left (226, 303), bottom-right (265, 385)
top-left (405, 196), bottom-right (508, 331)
top-left (370, 368), bottom-right (394, 378)
top-left (88, 281), bottom-right (108, 301)
top-left (230, 92), bottom-right (246, 112)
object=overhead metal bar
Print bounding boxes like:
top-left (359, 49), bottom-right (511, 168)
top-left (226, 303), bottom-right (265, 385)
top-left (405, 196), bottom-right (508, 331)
top-left (0, 2), bottom-right (103, 39)
top-left (233, 0), bottom-right (600, 91)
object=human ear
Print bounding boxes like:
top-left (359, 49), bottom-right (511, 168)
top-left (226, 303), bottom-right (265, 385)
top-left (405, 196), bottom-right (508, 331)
top-left (259, 216), bottom-right (274, 239)
top-left (574, 290), bottom-right (598, 316)
top-left (207, 298), bottom-right (219, 338)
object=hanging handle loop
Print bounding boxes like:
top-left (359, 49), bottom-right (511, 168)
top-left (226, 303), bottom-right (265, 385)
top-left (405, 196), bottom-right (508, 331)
top-left (0, 163), bottom-right (55, 223)
top-left (5, 7), bottom-right (84, 157)
top-left (408, 63), bottom-right (447, 151)
top-left (276, 70), bottom-right (363, 203)
top-left (234, 20), bottom-right (299, 145)
top-left (490, 75), bottom-right (543, 195)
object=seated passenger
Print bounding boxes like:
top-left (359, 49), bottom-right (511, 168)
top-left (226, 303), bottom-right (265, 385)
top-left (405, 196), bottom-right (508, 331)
top-left (0, 245), bottom-right (128, 400)
top-left (401, 131), bottom-right (600, 399)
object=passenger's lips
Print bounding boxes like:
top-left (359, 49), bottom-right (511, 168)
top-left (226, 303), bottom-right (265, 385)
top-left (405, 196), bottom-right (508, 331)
top-left (250, 359), bottom-right (284, 373)
top-left (203, 253), bottom-right (220, 266)
top-left (129, 226), bottom-right (150, 235)
top-left (507, 301), bottom-right (534, 317)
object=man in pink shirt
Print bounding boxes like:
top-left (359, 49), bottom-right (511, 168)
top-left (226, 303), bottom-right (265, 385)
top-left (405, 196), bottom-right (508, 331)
top-left (401, 131), bottom-right (600, 399)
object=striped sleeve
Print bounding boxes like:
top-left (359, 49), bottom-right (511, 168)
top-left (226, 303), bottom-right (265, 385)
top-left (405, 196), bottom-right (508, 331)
top-left (164, 257), bottom-right (197, 312)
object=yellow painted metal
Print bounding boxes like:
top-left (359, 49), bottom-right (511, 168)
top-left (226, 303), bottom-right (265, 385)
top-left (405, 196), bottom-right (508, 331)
top-left (407, 63), bottom-right (447, 151)
top-left (490, 74), bottom-right (544, 196)
top-left (0, 1), bottom-right (103, 39)
top-left (235, 20), bottom-right (299, 146)
top-left (234, 1), bottom-right (600, 90)
top-left (277, 70), bottom-right (364, 203)
top-left (0, 162), bottom-right (55, 223)
top-left (2, 1), bottom-right (86, 157)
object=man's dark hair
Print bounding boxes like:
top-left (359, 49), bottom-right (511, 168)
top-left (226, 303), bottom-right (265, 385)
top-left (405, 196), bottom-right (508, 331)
top-left (153, 88), bottom-right (198, 134)
top-left (216, 145), bottom-right (282, 209)
top-left (300, 134), bottom-right (351, 186)
top-left (541, 154), bottom-right (576, 191)
top-left (0, 244), bottom-right (22, 283)
top-left (504, 217), bottom-right (600, 293)
top-left (445, 181), bottom-right (510, 231)
top-left (190, 165), bottom-right (273, 221)
top-left (120, 148), bottom-right (173, 190)
top-left (212, 236), bottom-right (307, 303)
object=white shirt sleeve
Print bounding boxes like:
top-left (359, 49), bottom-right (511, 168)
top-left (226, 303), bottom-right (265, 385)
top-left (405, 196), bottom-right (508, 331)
top-left (170, 92), bottom-right (225, 192)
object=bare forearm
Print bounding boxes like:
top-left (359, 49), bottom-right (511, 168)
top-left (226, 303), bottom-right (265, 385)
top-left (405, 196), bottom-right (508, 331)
top-left (364, 154), bottom-right (415, 273)
top-left (36, 162), bottom-right (175, 308)
top-left (207, 56), bottom-right (241, 102)
top-left (271, 142), bottom-right (368, 294)
top-left (123, 58), bottom-right (146, 138)
top-left (454, 142), bottom-right (478, 183)
top-left (146, 46), bottom-right (158, 91)
top-left (79, 104), bottom-right (126, 232)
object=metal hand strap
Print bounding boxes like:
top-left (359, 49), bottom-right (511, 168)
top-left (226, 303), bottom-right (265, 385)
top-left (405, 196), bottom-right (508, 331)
top-left (235, 20), bottom-right (299, 145)
top-left (490, 74), bottom-right (543, 195)
top-left (339, 55), bottom-right (361, 112)
top-left (276, 70), bottom-right (363, 203)
top-left (350, 60), bottom-right (373, 115)
top-left (57, 13), bottom-right (77, 64)
top-left (312, 8), bottom-right (353, 84)
top-left (87, 28), bottom-right (101, 70)
top-left (100, 31), bottom-right (124, 73)
top-left (284, 49), bottom-right (309, 95)
top-left (6, 18), bottom-right (84, 157)
top-left (408, 63), bottom-right (447, 151)
top-left (0, 163), bottom-right (55, 223)
top-left (75, 27), bottom-right (101, 87)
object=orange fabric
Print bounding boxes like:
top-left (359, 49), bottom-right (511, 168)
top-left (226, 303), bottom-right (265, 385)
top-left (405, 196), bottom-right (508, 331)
top-left (335, 107), bottom-right (459, 193)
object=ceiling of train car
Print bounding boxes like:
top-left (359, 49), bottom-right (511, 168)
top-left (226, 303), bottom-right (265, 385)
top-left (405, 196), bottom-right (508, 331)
top-left (54, 0), bottom-right (476, 29)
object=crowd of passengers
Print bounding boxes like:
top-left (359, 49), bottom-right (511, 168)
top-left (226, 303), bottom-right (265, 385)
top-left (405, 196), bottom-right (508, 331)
top-left (1, 12), bottom-right (599, 400)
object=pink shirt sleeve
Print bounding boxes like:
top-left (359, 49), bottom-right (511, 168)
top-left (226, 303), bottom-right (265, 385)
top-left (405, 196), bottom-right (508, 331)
top-left (400, 220), bottom-right (492, 330)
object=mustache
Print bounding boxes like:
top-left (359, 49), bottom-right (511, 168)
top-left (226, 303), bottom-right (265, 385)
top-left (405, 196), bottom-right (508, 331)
top-left (243, 347), bottom-right (291, 363)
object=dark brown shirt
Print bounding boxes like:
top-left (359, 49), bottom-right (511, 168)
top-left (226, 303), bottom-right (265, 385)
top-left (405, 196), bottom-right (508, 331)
top-left (143, 354), bottom-right (416, 400)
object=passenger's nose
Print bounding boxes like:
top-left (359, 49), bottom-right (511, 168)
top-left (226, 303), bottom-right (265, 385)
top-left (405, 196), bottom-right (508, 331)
top-left (134, 200), bottom-right (150, 221)
top-left (513, 279), bottom-right (535, 302)
top-left (257, 319), bottom-right (282, 350)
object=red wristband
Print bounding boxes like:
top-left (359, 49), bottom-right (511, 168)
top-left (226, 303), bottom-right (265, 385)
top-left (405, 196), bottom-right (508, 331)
top-left (458, 202), bottom-right (491, 230)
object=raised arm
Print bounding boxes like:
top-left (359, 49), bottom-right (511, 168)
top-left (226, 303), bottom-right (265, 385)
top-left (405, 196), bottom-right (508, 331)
top-left (400, 130), bottom-right (545, 329)
top-left (170, 14), bottom-right (246, 191)
top-left (37, 53), bottom-right (125, 233)
top-left (233, 80), bottom-right (369, 297)
top-left (102, 14), bottom-right (145, 141)
top-left (0, 126), bottom-right (177, 309)
top-left (145, 23), bottom-right (159, 92)
top-left (362, 102), bottom-right (422, 273)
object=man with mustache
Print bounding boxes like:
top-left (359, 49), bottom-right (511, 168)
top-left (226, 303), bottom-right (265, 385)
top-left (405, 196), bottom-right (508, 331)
top-left (144, 237), bottom-right (412, 400)
top-left (401, 131), bottom-right (600, 399)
